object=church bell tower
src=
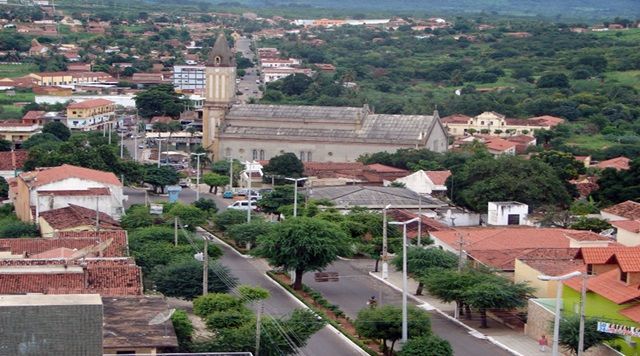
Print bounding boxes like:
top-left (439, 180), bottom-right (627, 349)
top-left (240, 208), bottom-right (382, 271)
top-left (202, 34), bottom-right (236, 158)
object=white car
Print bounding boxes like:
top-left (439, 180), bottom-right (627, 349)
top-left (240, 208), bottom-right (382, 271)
top-left (228, 200), bottom-right (257, 211)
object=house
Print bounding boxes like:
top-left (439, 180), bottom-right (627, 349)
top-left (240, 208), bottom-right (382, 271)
top-left (387, 209), bottom-right (452, 240)
top-left (391, 170), bottom-right (451, 194)
top-left (611, 220), bottom-right (640, 247)
top-left (484, 137), bottom-right (517, 156)
top-left (595, 156), bottom-right (631, 171)
top-left (442, 112), bottom-right (564, 137)
top-left (102, 296), bottom-right (178, 354)
top-left (66, 98), bottom-right (116, 131)
top-left (262, 67), bottom-right (312, 83)
top-left (0, 230), bottom-right (128, 258)
top-left (10, 164), bottom-right (125, 222)
top-left (574, 155), bottom-right (592, 168)
top-left (0, 150), bottom-right (28, 180)
top-left (38, 204), bottom-right (121, 237)
top-left (504, 135), bottom-right (536, 155)
top-left (29, 71), bottom-right (114, 87)
top-left (487, 201), bottom-right (529, 226)
top-left (513, 248), bottom-right (582, 297)
top-left (307, 185), bottom-right (447, 210)
top-left (601, 200), bottom-right (640, 221)
top-left (430, 227), bottom-right (614, 273)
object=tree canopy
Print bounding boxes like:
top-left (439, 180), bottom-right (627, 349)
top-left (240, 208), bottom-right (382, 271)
top-left (558, 315), bottom-right (619, 355)
top-left (135, 84), bottom-right (186, 118)
top-left (262, 153), bottom-right (304, 180)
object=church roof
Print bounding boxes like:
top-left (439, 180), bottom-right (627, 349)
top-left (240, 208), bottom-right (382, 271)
top-left (222, 104), bottom-right (439, 144)
top-left (207, 34), bottom-right (235, 67)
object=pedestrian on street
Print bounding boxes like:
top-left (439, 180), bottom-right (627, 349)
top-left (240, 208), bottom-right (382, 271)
top-left (538, 335), bottom-right (548, 352)
top-left (367, 296), bottom-right (377, 309)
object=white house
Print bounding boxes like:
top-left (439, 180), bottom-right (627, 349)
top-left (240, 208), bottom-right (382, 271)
top-left (600, 200), bottom-right (640, 222)
top-left (390, 170), bottom-right (451, 195)
top-left (487, 201), bottom-right (529, 226)
top-left (611, 220), bottom-right (640, 246)
top-left (11, 164), bottom-right (126, 222)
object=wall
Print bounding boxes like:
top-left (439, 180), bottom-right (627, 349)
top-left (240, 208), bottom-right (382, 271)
top-left (616, 229), bottom-right (640, 247)
top-left (32, 178), bottom-right (124, 219)
top-left (487, 202), bottom-right (528, 226)
top-left (514, 259), bottom-right (558, 298)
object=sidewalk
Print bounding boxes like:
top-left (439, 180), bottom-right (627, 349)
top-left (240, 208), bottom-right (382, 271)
top-left (370, 267), bottom-right (549, 356)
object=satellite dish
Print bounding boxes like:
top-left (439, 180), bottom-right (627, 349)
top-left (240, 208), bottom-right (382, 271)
top-left (148, 308), bottom-right (175, 325)
top-left (600, 228), bottom-right (615, 237)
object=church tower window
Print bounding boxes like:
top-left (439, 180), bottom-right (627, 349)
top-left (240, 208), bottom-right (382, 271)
top-left (252, 149), bottom-right (258, 160)
top-left (259, 150), bottom-right (265, 160)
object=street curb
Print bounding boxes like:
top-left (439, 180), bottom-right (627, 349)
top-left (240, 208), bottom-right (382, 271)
top-left (368, 271), bottom-right (524, 356)
top-left (264, 273), bottom-right (370, 356)
top-left (198, 228), bottom-right (253, 259)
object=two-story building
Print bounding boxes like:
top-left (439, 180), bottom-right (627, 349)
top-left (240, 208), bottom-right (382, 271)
top-left (442, 112), bottom-right (564, 137)
top-left (10, 164), bottom-right (126, 222)
top-left (28, 71), bottom-right (114, 87)
top-left (66, 99), bottom-right (115, 131)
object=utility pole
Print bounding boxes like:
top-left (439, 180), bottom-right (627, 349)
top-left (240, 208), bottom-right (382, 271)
top-left (417, 195), bottom-right (422, 246)
top-left (255, 301), bottom-right (263, 356)
top-left (191, 153), bottom-right (205, 201)
top-left (247, 161), bottom-right (252, 223)
top-left (382, 204), bottom-right (391, 279)
top-left (133, 116), bottom-right (138, 162)
top-left (202, 237), bottom-right (208, 296)
top-left (229, 157), bottom-right (234, 190)
top-left (156, 138), bottom-right (166, 168)
top-left (578, 274), bottom-right (587, 356)
top-left (174, 217), bottom-right (178, 247)
top-left (108, 122), bottom-right (112, 145)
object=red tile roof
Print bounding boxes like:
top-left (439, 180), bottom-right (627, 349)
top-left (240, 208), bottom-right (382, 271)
top-left (366, 163), bottom-right (409, 174)
top-left (505, 135), bottom-right (536, 145)
top-left (602, 201), bottom-right (640, 220)
top-left (22, 110), bottom-right (45, 121)
top-left (0, 150), bottom-right (28, 171)
top-left (19, 164), bottom-right (122, 187)
top-left (596, 156), bottom-right (631, 171)
top-left (387, 209), bottom-right (451, 239)
top-left (67, 98), bottom-right (115, 109)
top-left (620, 304), bottom-right (640, 323)
top-left (31, 247), bottom-right (76, 258)
top-left (0, 233), bottom-right (126, 258)
top-left (56, 230), bottom-right (128, 257)
top-left (564, 269), bottom-right (640, 304)
top-left (484, 137), bottom-right (517, 152)
top-left (0, 258), bottom-right (141, 296)
top-left (442, 114), bottom-right (472, 124)
top-left (516, 248), bottom-right (583, 276)
top-left (425, 170), bottom-right (451, 186)
top-left (612, 220), bottom-right (640, 233)
top-left (39, 204), bottom-right (120, 230)
top-left (526, 115), bottom-right (565, 127)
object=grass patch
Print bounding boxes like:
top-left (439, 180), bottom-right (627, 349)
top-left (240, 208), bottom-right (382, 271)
top-left (605, 70), bottom-right (640, 90)
top-left (0, 63), bottom-right (38, 78)
top-left (566, 135), bottom-right (618, 150)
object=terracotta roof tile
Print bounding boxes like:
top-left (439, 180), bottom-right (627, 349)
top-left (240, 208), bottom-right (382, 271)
top-left (612, 220), bottom-right (640, 233)
top-left (366, 163), bottom-right (409, 174)
top-left (484, 137), bottom-right (517, 152)
top-left (22, 110), bottom-right (45, 121)
top-left (564, 269), bottom-right (640, 304)
top-left (39, 204), bottom-right (120, 230)
top-left (517, 248), bottom-right (583, 275)
top-left (56, 230), bottom-right (128, 257)
top-left (602, 201), bottom-right (640, 220)
top-left (442, 114), bottom-right (472, 124)
top-left (387, 209), bottom-right (451, 239)
top-left (620, 304), bottom-right (640, 323)
top-left (424, 170), bottom-right (451, 186)
top-left (0, 150), bottom-right (28, 171)
top-left (67, 98), bottom-right (114, 109)
top-left (31, 247), bottom-right (76, 258)
top-left (19, 164), bottom-right (122, 187)
top-left (596, 157), bottom-right (630, 171)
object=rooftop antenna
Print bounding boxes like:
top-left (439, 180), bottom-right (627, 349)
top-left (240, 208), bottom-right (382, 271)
top-left (148, 308), bottom-right (176, 338)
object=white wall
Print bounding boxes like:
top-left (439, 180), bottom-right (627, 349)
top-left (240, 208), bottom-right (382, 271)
top-left (32, 178), bottom-right (124, 219)
top-left (394, 171), bottom-right (435, 194)
top-left (487, 202), bottom-right (528, 226)
top-left (617, 228), bottom-right (640, 247)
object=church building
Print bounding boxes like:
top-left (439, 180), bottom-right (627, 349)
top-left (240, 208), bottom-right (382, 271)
top-left (202, 34), bottom-right (448, 162)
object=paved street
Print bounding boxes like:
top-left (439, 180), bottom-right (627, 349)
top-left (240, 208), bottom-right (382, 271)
top-left (124, 186), bottom-right (229, 209)
top-left (207, 232), bottom-right (365, 356)
top-left (304, 259), bottom-right (512, 356)
top-left (235, 37), bottom-right (262, 103)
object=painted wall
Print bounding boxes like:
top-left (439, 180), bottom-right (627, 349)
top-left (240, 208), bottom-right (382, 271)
top-left (616, 229), bottom-right (640, 247)
top-left (563, 286), bottom-right (640, 355)
top-left (487, 202), bottom-right (528, 225)
top-left (514, 259), bottom-right (559, 298)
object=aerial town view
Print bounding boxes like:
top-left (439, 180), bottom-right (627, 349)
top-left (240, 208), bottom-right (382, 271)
top-left (0, 0), bottom-right (639, 355)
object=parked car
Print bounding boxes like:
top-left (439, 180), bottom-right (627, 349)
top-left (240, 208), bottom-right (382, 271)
top-left (179, 179), bottom-right (189, 188)
top-left (223, 191), bottom-right (234, 199)
top-left (228, 200), bottom-right (257, 211)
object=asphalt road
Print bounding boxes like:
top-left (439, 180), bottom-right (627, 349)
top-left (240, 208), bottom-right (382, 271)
top-left (123, 186), bottom-right (229, 209)
top-left (208, 233), bottom-right (365, 356)
top-left (304, 259), bottom-right (512, 356)
top-left (235, 37), bottom-right (262, 103)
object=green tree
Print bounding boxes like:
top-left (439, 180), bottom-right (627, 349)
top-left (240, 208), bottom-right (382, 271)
top-left (0, 177), bottom-right (8, 198)
top-left (398, 335), bottom-right (453, 356)
top-left (171, 309), bottom-right (194, 351)
top-left (21, 133), bottom-right (61, 149)
top-left (214, 209), bottom-right (255, 231)
top-left (194, 293), bottom-right (245, 317)
top-left (252, 217), bottom-right (349, 290)
top-left (257, 185), bottom-right (297, 215)
top-left (238, 285), bottom-right (270, 301)
top-left (463, 277), bottom-right (533, 328)
top-left (569, 217), bottom-right (612, 233)
top-left (537, 73), bottom-right (570, 88)
top-left (263, 153), bottom-right (304, 181)
top-left (593, 159), bottom-right (640, 205)
top-left (153, 260), bottom-right (234, 300)
top-left (193, 198), bottom-right (218, 215)
top-left (143, 165), bottom-right (179, 194)
top-left (558, 315), bottom-right (619, 355)
top-left (42, 121), bottom-right (71, 141)
top-left (227, 220), bottom-right (273, 249)
top-left (354, 305), bottom-right (432, 355)
top-left (0, 139), bottom-right (12, 152)
top-left (166, 203), bottom-right (207, 231)
top-left (0, 220), bottom-right (38, 238)
top-left (392, 247), bottom-right (458, 295)
top-left (135, 84), bottom-right (186, 118)
top-left (281, 73), bottom-right (313, 96)
top-left (120, 205), bottom-right (154, 230)
top-left (422, 269), bottom-right (486, 319)
top-left (203, 172), bottom-right (229, 194)
top-left (532, 150), bottom-right (586, 181)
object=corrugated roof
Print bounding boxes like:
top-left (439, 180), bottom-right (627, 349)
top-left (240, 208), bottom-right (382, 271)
top-left (308, 186), bottom-right (446, 208)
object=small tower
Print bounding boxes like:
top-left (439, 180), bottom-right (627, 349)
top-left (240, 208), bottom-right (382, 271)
top-left (202, 34), bottom-right (236, 157)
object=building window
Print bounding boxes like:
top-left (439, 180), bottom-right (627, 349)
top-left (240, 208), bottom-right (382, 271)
top-left (480, 121), bottom-right (485, 125)
top-left (586, 264), bottom-right (593, 275)
top-left (225, 147), bottom-right (231, 157)
top-left (259, 150), bottom-right (265, 160)
top-left (307, 151), bottom-right (312, 161)
top-left (621, 271), bottom-right (628, 283)
top-left (252, 149), bottom-right (258, 160)
top-left (299, 151), bottom-right (305, 161)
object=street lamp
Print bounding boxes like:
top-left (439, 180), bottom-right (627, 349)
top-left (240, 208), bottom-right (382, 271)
top-left (191, 153), bottom-right (206, 201)
top-left (538, 270), bottom-right (583, 356)
top-left (389, 217), bottom-right (420, 345)
top-left (382, 204), bottom-right (392, 279)
top-left (284, 177), bottom-right (308, 217)
top-left (156, 138), bottom-right (166, 168)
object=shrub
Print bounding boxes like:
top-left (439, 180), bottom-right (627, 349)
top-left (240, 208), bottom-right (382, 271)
top-left (193, 293), bottom-right (244, 317)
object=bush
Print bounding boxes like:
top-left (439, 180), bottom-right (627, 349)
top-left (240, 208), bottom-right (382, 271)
top-left (171, 309), bottom-right (194, 350)
top-left (154, 261), bottom-right (233, 300)
top-left (193, 198), bottom-right (218, 214)
top-left (121, 205), bottom-right (153, 230)
top-left (214, 209), bottom-right (252, 231)
top-left (0, 219), bottom-right (38, 238)
top-left (193, 293), bottom-right (244, 317)
top-left (205, 309), bottom-right (253, 330)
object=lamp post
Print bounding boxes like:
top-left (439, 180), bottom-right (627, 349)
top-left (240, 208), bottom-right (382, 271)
top-left (156, 138), bottom-right (166, 168)
top-left (228, 157), bottom-right (234, 190)
top-left (246, 161), bottom-right (253, 223)
top-left (389, 217), bottom-right (420, 345)
top-left (191, 153), bottom-right (205, 201)
top-left (284, 177), bottom-right (307, 217)
top-left (382, 204), bottom-right (392, 279)
top-left (538, 270), bottom-right (583, 356)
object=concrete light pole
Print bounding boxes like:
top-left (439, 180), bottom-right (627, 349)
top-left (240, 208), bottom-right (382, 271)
top-left (382, 204), bottom-right (392, 279)
top-left (156, 138), bottom-right (166, 168)
top-left (389, 217), bottom-right (420, 345)
top-left (538, 270), bottom-right (583, 356)
top-left (284, 177), bottom-right (308, 217)
top-left (191, 153), bottom-right (205, 201)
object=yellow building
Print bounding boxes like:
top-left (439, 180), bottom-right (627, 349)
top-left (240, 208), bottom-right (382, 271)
top-left (28, 71), bottom-right (113, 86)
top-left (513, 248), bottom-right (584, 298)
top-left (66, 98), bottom-right (115, 131)
top-left (442, 112), bottom-right (564, 137)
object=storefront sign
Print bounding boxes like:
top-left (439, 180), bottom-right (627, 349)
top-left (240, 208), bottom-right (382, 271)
top-left (597, 321), bottom-right (640, 337)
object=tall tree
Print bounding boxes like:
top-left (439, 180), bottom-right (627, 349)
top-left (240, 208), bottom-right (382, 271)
top-left (392, 247), bottom-right (458, 295)
top-left (202, 172), bottom-right (229, 194)
top-left (42, 121), bottom-right (71, 141)
top-left (143, 165), bottom-right (179, 194)
top-left (263, 152), bottom-right (304, 180)
top-left (252, 217), bottom-right (348, 290)
top-left (135, 84), bottom-right (186, 118)
top-left (257, 185), bottom-right (298, 215)
top-left (463, 276), bottom-right (533, 328)
top-left (153, 260), bottom-right (234, 300)
top-left (532, 150), bottom-right (586, 181)
top-left (354, 305), bottom-right (432, 356)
